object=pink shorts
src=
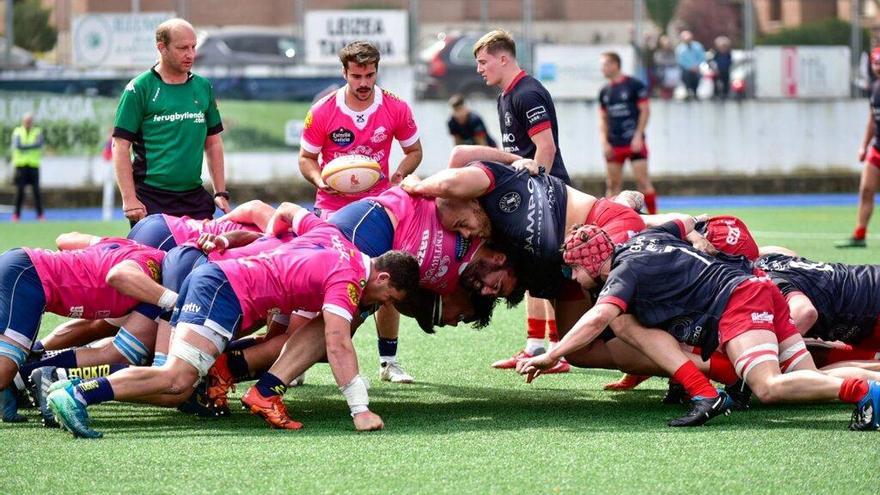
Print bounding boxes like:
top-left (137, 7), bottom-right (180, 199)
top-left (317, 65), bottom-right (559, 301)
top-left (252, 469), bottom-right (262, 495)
top-left (585, 198), bottom-right (646, 244)
top-left (718, 278), bottom-right (800, 348)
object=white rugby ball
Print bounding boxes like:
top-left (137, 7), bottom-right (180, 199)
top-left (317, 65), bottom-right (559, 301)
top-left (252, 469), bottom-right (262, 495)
top-left (321, 155), bottom-right (382, 194)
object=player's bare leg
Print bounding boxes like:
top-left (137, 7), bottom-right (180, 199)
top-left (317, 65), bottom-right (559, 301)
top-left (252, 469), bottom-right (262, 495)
top-left (605, 161), bottom-right (624, 198)
top-left (838, 163), bottom-right (879, 247)
top-left (631, 158), bottom-right (657, 213)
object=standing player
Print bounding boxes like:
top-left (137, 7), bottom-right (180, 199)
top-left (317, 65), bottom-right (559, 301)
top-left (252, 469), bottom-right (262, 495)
top-left (447, 94), bottom-right (497, 147)
top-left (10, 112), bottom-right (45, 222)
top-left (298, 41), bottom-right (422, 383)
top-left (113, 18), bottom-right (230, 226)
top-left (599, 51), bottom-right (658, 213)
top-left (838, 47), bottom-right (880, 247)
top-left (473, 29), bottom-right (570, 371)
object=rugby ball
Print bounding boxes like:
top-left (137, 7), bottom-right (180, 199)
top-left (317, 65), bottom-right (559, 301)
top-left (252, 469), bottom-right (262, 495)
top-left (321, 155), bottom-right (382, 194)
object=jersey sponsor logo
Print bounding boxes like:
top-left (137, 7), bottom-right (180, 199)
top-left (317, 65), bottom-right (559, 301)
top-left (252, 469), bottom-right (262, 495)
top-left (125, 80), bottom-right (136, 93)
top-left (182, 302), bottom-right (201, 314)
top-left (304, 110), bottom-right (314, 130)
top-left (95, 310), bottom-right (111, 319)
top-left (499, 192), bottom-right (522, 213)
top-left (667, 316), bottom-right (705, 345)
top-left (67, 365), bottom-right (111, 380)
top-left (146, 259), bottom-right (161, 281)
top-left (504, 112), bottom-right (512, 127)
top-left (330, 127), bottom-right (354, 146)
top-left (523, 180), bottom-right (539, 253)
top-left (68, 306), bottom-right (84, 318)
top-left (751, 311), bottom-right (774, 324)
top-left (153, 111), bottom-right (205, 124)
top-left (501, 133), bottom-right (516, 144)
top-left (370, 126), bottom-right (388, 144)
top-left (416, 229), bottom-right (431, 264)
top-left (347, 282), bottom-right (360, 306)
top-left (356, 114), bottom-right (366, 124)
top-left (526, 105), bottom-right (547, 124)
top-left (454, 235), bottom-right (471, 261)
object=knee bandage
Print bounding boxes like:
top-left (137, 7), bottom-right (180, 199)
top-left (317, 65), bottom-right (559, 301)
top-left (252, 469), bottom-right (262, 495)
top-left (170, 340), bottom-right (216, 378)
top-left (779, 340), bottom-right (809, 372)
top-left (733, 343), bottom-right (779, 381)
top-left (0, 340), bottom-right (28, 368)
top-left (112, 327), bottom-right (150, 365)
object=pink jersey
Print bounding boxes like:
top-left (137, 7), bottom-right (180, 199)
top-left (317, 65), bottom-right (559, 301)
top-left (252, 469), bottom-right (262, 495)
top-left (163, 214), bottom-right (262, 246)
top-left (372, 187), bottom-right (482, 295)
top-left (24, 238), bottom-right (164, 319)
top-left (300, 86), bottom-right (420, 212)
top-left (216, 215), bottom-right (369, 330)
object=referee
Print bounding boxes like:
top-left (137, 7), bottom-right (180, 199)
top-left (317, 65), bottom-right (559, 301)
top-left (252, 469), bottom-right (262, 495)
top-left (112, 18), bottom-right (229, 226)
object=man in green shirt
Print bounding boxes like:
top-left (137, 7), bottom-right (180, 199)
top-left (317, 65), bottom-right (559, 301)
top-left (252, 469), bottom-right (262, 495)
top-left (10, 112), bottom-right (45, 222)
top-left (112, 18), bottom-right (229, 226)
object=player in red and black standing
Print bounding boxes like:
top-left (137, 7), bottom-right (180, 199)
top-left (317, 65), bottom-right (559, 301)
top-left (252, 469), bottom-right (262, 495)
top-left (473, 29), bottom-right (571, 373)
top-left (598, 51), bottom-right (658, 214)
top-left (838, 47), bottom-right (880, 248)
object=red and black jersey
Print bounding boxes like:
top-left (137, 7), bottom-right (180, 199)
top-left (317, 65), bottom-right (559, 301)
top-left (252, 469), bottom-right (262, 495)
top-left (447, 112), bottom-right (497, 148)
top-left (599, 76), bottom-right (648, 147)
top-left (755, 253), bottom-right (880, 344)
top-left (497, 71), bottom-right (570, 185)
top-left (598, 221), bottom-right (752, 358)
top-left (871, 79), bottom-right (880, 152)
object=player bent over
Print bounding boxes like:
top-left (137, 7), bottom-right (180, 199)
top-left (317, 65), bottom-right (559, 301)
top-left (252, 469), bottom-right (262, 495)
top-left (519, 221), bottom-right (880, 430)
top-left (48, 217), bottom-right (419, 437)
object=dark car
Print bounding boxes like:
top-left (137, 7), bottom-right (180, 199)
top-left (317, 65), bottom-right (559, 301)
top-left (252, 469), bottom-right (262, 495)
top-left (416, 32), bottom-right (498, 100)
top-left (195, 28), bottom-right (301, 66)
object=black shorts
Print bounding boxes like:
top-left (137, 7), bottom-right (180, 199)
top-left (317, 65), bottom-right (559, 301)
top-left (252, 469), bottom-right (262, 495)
top-left (134, 182), bottom-right (215, 226)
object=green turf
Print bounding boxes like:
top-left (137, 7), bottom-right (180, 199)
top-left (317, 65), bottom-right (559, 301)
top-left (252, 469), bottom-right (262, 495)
top-left (0, 206), bottom-right (878, 494)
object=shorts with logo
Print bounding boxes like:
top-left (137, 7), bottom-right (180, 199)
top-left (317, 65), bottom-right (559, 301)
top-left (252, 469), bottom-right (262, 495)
top-left (868, 146), bottom-right (880, 168)
top-left (171, 263), bottom-right (243, 341)
top-left (0, 249), bottom-right (46, 349)
top-left (327, 200), bottom-right (394, 257)
top-left (608, 143), bottom-right (648, 164)
top-left (718, 278), bottom-right (799, 348)
top-left (127, 214), bottom-right (177, 251)
top-left (584, 198), bottom-right (646, 244)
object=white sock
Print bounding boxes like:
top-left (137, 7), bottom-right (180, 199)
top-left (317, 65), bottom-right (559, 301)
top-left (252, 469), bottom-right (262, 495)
top-left (525, 339), bottom-right (546, 355)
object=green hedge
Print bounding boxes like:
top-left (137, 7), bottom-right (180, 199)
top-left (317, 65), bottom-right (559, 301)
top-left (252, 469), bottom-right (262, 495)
top-left (758, 18), bottom-right (870, 48)
top-left (2, 120), bottom-right (103, 155)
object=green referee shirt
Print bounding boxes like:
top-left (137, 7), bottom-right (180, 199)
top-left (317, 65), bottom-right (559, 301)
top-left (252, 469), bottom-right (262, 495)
top-left (113, 66), bottom-right (223, 192)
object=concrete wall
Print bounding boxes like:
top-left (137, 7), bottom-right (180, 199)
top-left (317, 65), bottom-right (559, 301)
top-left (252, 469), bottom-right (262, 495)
top-left (12, 99), bottom-right (866, 189)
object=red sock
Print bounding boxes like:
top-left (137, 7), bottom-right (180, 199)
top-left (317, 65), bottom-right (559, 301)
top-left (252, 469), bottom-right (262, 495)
top-left (672, 361), bottom-right (718, 399)
top-left (854, 226), bottom-right (867, 240)
top-left (708, 353), bottom-right (739, 385)
top-left (547, 320), bottom-right (559, 343)
top-left (838, 378), bottom-right (870, 403)
top-left (527, 318), bottom-right (547, 340)
top-left (826, 346), bottom-right (879, 365)
top-left (644, 191), bottom-right (657, 214)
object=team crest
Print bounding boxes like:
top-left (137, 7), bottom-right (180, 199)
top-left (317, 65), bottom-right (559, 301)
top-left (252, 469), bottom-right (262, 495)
top-left (499, 192), bottom-right (521, 213)
top-left (370, 126), bottom-right (388, 143)
top-left (146, 259), bottom-right (161, 281)
top-left (504, 111), bottom-right (512, 127)
top-left (347, 282), bottom-right (360, 306)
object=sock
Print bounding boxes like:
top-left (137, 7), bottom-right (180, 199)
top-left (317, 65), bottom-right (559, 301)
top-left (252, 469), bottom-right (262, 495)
top-left (838, 377), bottom-right (870, 403)
top-left (672, 361), bottom-right (718, 399)
top-left (547, 320), bottom-right (559, 343)
top-left (19, 349), bottom-right (78, 378)
top-left (152, 352), bottom-right (167, 367)
top-left (708, 353), bottom-right (739, 385)
top-left (526, 318), bottom-right (546, 340)
top-left (62, 363), bottom-right (129, 381)
top-left (226, 338), bottom-right (261, 352)
top-left (226, 349), bottom-right (252, 381)
top-left (255, 372), bottom-right (287, 398)
top-left (378, 338), bottom-right (398, 361)
top-left (825, 346), bottom-right (880, 365)
top-left (644, 191), bottom-right (658, 214)
top-left (525, 339), bottom-right (546, 355)
top-left (31, 340), bottom-right (44, 353)
top-left (854, 226), bottom-right (867, 240)
top-left (74, 377), bottom-right (115, 406)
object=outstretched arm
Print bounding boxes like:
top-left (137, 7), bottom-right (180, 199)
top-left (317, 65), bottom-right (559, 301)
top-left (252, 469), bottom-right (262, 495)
top-left (214, 200), bottom-right (276, 232)
top-left (400, 166), bottom-right (492, 199)
top-left (447, 145), bottom-right (520, 168)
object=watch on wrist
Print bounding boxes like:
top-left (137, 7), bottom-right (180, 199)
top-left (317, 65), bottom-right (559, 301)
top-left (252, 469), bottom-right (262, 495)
top-left (213, 191), bottom-right (230, 200)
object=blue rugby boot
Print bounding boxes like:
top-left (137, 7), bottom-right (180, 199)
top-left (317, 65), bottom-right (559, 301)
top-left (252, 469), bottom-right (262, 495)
top-left (850, 380), bottom-right (880, 431)
top-left (47, 380), bottom-right (102, 439)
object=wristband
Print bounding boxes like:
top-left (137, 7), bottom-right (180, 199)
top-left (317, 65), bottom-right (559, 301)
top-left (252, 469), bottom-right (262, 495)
top-left (157, 289), bottom-right (178, 311)
top-left (213, 191), bottom-right (230, 200)
top-left (216, 235), bottom-right (229, 249)
top-left (339, 375), bottom-right (370, 417)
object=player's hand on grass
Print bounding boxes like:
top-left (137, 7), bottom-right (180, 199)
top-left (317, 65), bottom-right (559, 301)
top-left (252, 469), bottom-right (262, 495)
top-left (516, 354), bottom-right (558, 383)
top-left (353, 410), bottom-right (384, 431)
top-left (511, 158), bottom-right (540, 176)
top-left (122, 198), bottom-right (147, 223)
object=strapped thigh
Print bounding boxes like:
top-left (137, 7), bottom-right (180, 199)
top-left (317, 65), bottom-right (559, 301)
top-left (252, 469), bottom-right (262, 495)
top-left (733, 342), bottom-right (779, 381)
top-left (779, 340), bottom-right (809, 372)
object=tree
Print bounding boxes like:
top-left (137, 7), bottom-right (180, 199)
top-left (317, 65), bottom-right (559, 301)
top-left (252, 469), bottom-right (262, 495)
top-left (645, 0), bottom-right (679, 34)
top-left (12, 0), bottom-right (57, 53)
top-left (676, 0), bottom-right (741, 47)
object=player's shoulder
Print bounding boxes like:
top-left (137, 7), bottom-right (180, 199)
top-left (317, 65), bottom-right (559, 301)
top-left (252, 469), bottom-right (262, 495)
top-left (380, 88), bottom-right (413, 111)
top-left (188, 72), bottom-right (215, 89)
top-left (123, 70), bottom-right (156, 94)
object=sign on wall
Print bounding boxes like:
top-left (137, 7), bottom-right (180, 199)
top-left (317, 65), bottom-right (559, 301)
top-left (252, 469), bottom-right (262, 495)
top-left (755, 46), bottom-right (851, 98)
top-left (304, 10), bottom-right (409, 66)
top-left (534, 44), bottom-right (635, 100)
top-left (72, 12), bottom-right (175, 68)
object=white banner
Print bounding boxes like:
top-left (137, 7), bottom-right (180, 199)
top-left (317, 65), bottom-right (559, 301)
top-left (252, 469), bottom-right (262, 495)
top-left (534, 44), bottom-right (636, 100)
top-left (755, 46), bottom-right (851, 98)
top-left (305, 10), bottom-right (409, 66)
top-left (72, 12), bottom-right (175, 68)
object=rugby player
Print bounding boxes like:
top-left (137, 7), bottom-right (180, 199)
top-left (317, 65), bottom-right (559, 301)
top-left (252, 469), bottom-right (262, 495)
top-left (299, 41), bottom-right (423, 382)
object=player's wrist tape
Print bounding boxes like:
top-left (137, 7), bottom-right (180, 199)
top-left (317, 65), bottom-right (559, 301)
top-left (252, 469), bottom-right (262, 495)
top-left (158, 289), bottom-right (178, 311)
top-left (339, 375), bottom-right (370, 417)
top-left (216, 236), bottom-right (229, 249)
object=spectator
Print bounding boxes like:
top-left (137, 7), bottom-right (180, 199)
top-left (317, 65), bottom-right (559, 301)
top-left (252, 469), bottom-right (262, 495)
top-left (447, 94), bottom-right (497, 147)
top-left (653, 35), bottom-right (679, 100)
top-left (675, 30), bottom-right (705, 100)
top-left (10, 112), bottom-right (44, 222)
top-left (711, 36), bottom-right (733, 100)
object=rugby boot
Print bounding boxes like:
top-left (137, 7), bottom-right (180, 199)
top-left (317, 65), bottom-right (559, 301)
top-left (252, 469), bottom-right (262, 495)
top-left (491, 348), bottom-right (542, 369)
top-left (47, 381), bottom-right (102, 438)
top-left (177, 380), bottom-right (221, 418)
top-left (379, 360), bottom-right (414, 383)
top-left (724, 379), bottom-right (752, 411)
top-left (668, 391), bottom-right (731, 427)
top-left (604, 373), bottom-right (650, 390)
top-left (241, 386), bottom-right (303, 430)
top-left (29, 366), bottom-right (60, 427)
top-left (835, 237), bottom-right (867, 248)
top-left (541, 358), bottom-right (571, 375)
top-left (849, 380), bottom-right (880, 431)
top-left (205, 353), bottom-right (235, 416)
top-left (661, 379), bottom-right (689, 405)
top-left (1, 388), bottom-right (26, 423)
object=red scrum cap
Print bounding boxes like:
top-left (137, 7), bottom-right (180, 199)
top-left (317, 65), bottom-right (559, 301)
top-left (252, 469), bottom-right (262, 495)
top-left (562, 224), bottom-right (614, 279)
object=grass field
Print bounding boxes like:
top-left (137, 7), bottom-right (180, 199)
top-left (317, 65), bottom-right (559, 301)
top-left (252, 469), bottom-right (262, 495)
top-left (0, 205), bottom-right (878, 494)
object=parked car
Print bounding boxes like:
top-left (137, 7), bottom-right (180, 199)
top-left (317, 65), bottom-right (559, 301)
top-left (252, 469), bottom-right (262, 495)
top-left (416, 32), bottom-right (498, 100)
top-left (195, 27), bottom-right (301, 66)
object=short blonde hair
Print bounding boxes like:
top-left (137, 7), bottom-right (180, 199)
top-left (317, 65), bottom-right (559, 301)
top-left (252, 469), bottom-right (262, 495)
top-left (473, 29), bottom-right (516, 58)
top-left (339, 41), bottom-right (381, 70)
top-left (156, 18), bottom-right (194, 46)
